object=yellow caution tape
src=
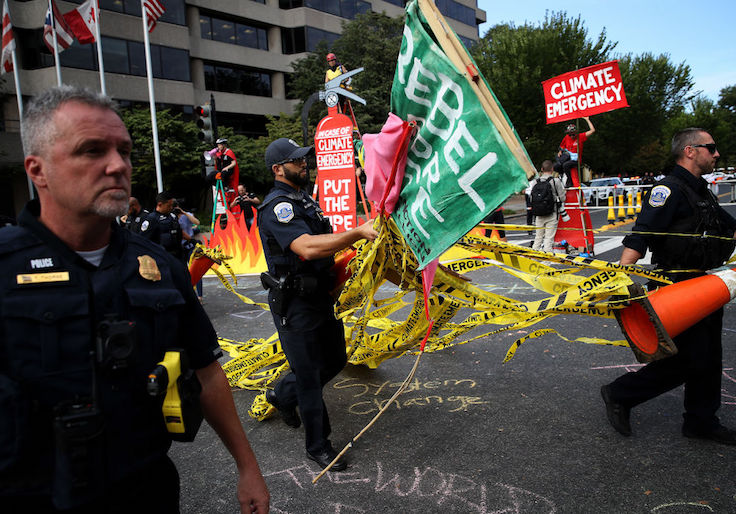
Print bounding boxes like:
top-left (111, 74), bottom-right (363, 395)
top-left (214, 215), bottom-right (728, 421)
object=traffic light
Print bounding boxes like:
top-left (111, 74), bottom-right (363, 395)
top-left (195, 102), bottom-right (216, 143)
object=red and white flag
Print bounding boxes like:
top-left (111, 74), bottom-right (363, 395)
top-left (142, 0), bottom-right (165, 32)
top-left (44, 0), bottom-right (75, 54)
top-left (1, 0), bottom-right (15, 74)
top-left (64, 0), bottom-right (97, 44)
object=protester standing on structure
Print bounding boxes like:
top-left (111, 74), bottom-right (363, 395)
top-left (530, 160), bottom-right (568, 253)
top-left (555, 116), bottom-right (595, 185)
top-left (216, 137), bottom-right (239, 206)
top-left (0, 85), bottom-right (269, 512)
top-left (325, 53), bottom-right (351, 114)
top-left (602, 128), bottom-right (736, 445)
top-left (258, 138), bottom-right (377, 471)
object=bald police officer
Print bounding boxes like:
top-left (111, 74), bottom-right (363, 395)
top-left (258, 138), bottom-right (377, 471)
top-left (602, 128), bottom-right (736, 445)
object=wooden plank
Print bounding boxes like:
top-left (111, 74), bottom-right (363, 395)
top-left (417, 0), bottom-right (536, 179)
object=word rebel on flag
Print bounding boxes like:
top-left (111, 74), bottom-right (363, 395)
top-left (543, 61), bottom-right (629, 124)
top-left (390, 0), bottom-right (529, 268)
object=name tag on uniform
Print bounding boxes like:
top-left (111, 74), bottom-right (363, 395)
top-left (16, 271), bottom-right (71, 284)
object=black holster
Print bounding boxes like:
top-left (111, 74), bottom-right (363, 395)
top-left (261, 272), bottom-right (290, 319)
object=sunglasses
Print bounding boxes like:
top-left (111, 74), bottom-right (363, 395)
top-left (277, 157), bottom-right (306, 165)
top-left (690, 143), bottom-right (717, 154)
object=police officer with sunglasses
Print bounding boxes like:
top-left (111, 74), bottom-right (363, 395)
top-left (258, 138), bottom-right (377, 471)
top-left (602, 128), bottom-right (736, 445)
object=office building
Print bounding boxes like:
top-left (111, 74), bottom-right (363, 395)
top-left (0, 0), bottom-right (486, 217)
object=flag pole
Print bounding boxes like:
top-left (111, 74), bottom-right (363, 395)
top-left (9, 47), bottom-right (33, 198)
top-left (47, 0), bottom-right (62, 86)
top-left (140, 0), bottom-right (163, 193)
top-left (94, 0), bottom-right (105, 94)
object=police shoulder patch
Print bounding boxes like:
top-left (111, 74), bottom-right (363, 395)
top-left (274, 202), bottom-right (294, 223)
top-left (140, 220), bottom-right (150, 231)
top-left (648, 185), bottom-right (671, 207)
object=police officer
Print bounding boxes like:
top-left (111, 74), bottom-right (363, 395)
top-left (258, 138), bottom-right (377, 471)
top-left (140, 191), bottom-right (184, 261)
top-left (601, 128), bottom-right (736, 445)
top-left (0, 86), bottom-right (269, 512)
top-left (122, 196), bottom-right (148, 233)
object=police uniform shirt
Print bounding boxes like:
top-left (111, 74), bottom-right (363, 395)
top-left (622, 165), bottom-right (736, 257)
top-left (0, 200), bottom-right (221, 496)
top-left (139, 210), bottom-right (183, 257)
top-left (258, 181), bottom-right (334, 277)
top-left (124, 208), bottom-right (149, 234)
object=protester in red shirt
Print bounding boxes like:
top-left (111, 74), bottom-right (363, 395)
top-left (555, 116), bottom-right (595, 185)
top-left (215, 138), bottom-right (239, 205)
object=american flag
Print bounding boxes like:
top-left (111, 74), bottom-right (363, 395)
top-left (143, 0), bottom-right (165, 32)
top-left (1, 0), bottom-right (15, 74)
top-left (44, 0), bottom-right (75, 54)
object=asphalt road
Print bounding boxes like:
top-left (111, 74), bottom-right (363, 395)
top-left (170, 202), bottom-right (736, 514)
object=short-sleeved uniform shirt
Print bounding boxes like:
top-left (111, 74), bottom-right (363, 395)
top-left (258, 181), bottom-right (334, 279)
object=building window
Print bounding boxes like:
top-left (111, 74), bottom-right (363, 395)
top-left (200, 14), bottom-right (269, 51)
top-left (281, 27), bottom-right (305, 55)
top-left (96, 0), bottom-right (187, 26)
top-left (435, 0), bottom-right (475, 26)
top-left (203, 64), bottom-right (272, 97)
top-left (217, 112), bottom-right (268, 138)
top-left (281, 26), bottom-right (339, 54)
top-left (100, 37), bottom-right (190, 81)
top-left (17, 28), bottom-right (190, 82)
top-left (64, 0), bottom-right (187, 26)
top-left (306, 27), bottom-right (340, 52)
top-left (280, 0), bottom-right (371, 20)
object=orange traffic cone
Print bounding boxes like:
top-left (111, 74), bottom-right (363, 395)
top-left (615, 268), bottom-right (736, 362)
top-left (490, 229), bottom-right (500, 240)
top-left (188, 247), bottom-right (221, 286)
top-left (330, 247), bottom-right (357, 295)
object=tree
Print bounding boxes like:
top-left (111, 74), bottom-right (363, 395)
top-left (236, 113), bottom-right (304, 194)
top-left (472, 12), bottom-right (615, 165)
top-left (120, 107), bottom-right (202, 206)
top-left (586, 53), bottom-right (695, 175)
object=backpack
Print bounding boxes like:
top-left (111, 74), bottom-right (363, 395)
top-left (530, 178), bottom-right (556, 216)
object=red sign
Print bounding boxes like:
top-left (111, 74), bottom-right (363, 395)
top-left (542, 60), bottom-right (628, 124)
top-left (315, 110), bottom-right (357, 233)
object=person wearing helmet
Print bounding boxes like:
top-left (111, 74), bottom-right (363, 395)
top-left (324, 53), bottom-right (351, 113)
top-left (555, 115), bottom-right (595, 185)
top-left (215, 137), bottom-right (239, 206)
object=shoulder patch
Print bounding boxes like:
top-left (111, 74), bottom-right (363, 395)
top-left (140, 220), bottom-right (150, 231)
top-left (648, 185), bottom-right (671, 207)
top-left (274, 202), bottom-right (294, 223)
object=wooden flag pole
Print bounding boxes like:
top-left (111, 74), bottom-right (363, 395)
top-left (417, 0), bottom-right (535, 179)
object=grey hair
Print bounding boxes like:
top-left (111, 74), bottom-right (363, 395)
top-left (671, 127), bottom-right (709, 159)
top-left (21, 85), bottom-right (120, 157)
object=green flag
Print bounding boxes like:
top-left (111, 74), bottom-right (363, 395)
top-left (390, 0), bottom-right (529, 268)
